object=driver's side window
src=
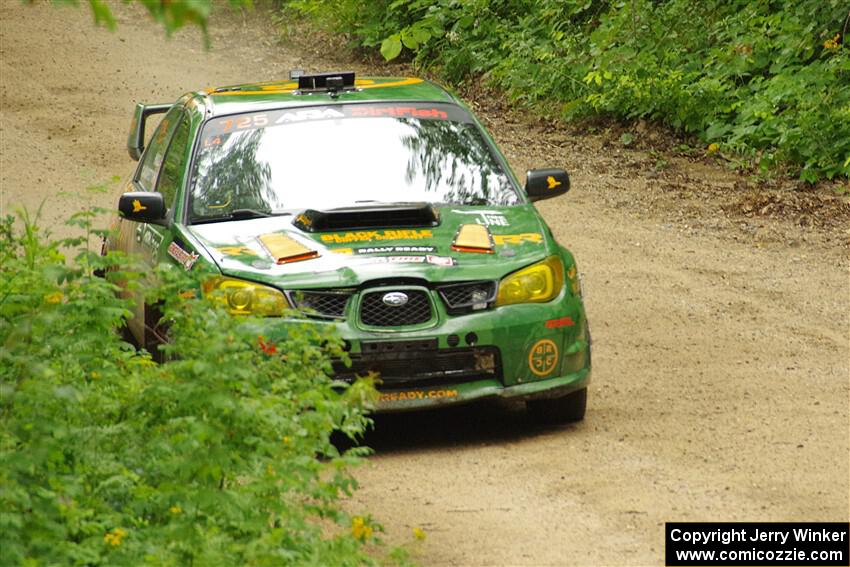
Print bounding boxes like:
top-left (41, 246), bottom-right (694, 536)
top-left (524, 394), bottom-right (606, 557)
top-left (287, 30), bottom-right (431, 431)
top-left (156, 115), bottom-right (191, 210)
top-left (136, 106), bottom-right (182, 191)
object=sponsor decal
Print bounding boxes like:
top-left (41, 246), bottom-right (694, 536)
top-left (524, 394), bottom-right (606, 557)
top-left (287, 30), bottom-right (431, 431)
top-left (167, 241), bottom-right (199, 270)
top-left (355, 245), bottom-right (436, 254)
top-left (426, 254), bottom-right (454, 267)
top-left (452, 209), bottom-right (510, 227)
top-left (217, 113), bottom-right (269, 132)
top-left (380, 255), bottom-right (426, 264)
top-left (217, 245), bottom-right (258, 257)
top-left (360, 255), bottom-right (455, 266)
top-left (350, 106), bottom-right (447, 120)
top-left (379, 389), bottom-right (459, 402)
top-left (547, 175), bottom-right (562, 190)
top-left (528, 338), bottom-right (559, 377)
top-left (275, 108), bottom-right (344, 124)
top-left (320, 229), bottom-right (433, 244)
top-left (545, 316), bottom-right (575, 329)
top-left (294, 213), bottom-right (313, 228)
top-left (131, 199), bottom-right (147, 213)
top-left (493, 233), bottom-right (544, 245)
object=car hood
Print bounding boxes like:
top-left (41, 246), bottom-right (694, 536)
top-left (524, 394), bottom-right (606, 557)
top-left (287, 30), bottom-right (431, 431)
top-left (187, 205), bottom-right (555, 289)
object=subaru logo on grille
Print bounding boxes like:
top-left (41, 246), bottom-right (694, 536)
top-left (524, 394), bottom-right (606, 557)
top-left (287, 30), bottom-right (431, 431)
top-left (382, 292), bottom-right (409, 307)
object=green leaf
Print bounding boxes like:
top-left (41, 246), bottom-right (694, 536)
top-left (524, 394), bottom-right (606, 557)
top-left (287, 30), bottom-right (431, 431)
top-left (401, 29), bottom-right (419, 50)
top-left (87, 0), bottom-right (116, 31)
top-left (380, 34), bottom-right (403, 61)
top-left (411, 26), bottom-right (431, 45)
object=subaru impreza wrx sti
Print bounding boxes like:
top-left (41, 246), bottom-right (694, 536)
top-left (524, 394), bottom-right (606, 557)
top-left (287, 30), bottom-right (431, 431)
top-left (110, 72), bottom-right (591, 421)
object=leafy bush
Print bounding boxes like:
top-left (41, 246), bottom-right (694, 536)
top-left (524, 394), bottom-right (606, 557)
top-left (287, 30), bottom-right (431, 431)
top-left (0, 211), bottom-right (385, 565)
top-left (287, 0), bottom-right (850, 181)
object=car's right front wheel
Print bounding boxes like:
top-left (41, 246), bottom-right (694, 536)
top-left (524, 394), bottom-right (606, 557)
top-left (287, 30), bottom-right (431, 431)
top-left (527, 387), bottom-right (587, 424)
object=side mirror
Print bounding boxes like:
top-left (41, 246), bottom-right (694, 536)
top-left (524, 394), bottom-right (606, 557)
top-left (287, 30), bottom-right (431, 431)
top-left (127, 103), bottom-right (172, 161)
top-left (525, 168), bottom-right (570, 202)
top-left (118, 192), bottom-right (166, 223)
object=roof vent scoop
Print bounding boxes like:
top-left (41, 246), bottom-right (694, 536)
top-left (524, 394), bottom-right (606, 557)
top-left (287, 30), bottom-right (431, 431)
top-left (292, 203), bottom-right (440, 232)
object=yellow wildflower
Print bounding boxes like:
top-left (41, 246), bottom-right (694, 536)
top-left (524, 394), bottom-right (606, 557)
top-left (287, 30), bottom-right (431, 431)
top-left (104, 527), bottom-right (127, 546)
top-left (823, 34), bottom-right (840, 50)
top-left (413, 527), bottom-right (426, 541)
top-left (282, 436), bottom-right (291, 446)
top-left (707, 143), bottom-right (720, 153)
top-left (169, 505), bottom-right (182, 515)
top-left (44, 291), bottom-right (63, 304)
top-left (351, 516), bottom-right (373, 541)
top-left (90, 371), bottom-right (100, 380)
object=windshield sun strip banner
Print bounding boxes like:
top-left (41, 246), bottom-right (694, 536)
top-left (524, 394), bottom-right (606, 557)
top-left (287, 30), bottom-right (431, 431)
top-left (203, 103), bottom-right (473, 138)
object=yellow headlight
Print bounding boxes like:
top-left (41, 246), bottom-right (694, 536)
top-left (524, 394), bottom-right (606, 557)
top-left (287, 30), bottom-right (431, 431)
top-left (496, 256), bottom-right (565, 306)
top-left (202, 277), bottom-right (289, 316)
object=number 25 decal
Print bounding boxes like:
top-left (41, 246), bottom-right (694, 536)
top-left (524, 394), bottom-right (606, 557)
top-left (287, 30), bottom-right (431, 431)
top-left (217, 114), bottom-right (268, 133)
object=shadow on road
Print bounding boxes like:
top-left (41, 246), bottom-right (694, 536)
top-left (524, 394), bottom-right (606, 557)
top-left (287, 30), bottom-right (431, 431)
top-left (354, 399), bottom-right (584, 454)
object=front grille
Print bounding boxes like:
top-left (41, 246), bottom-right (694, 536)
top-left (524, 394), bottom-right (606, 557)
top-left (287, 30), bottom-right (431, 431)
top-left (438, 281), bottom-right (497, 314)
top-left (334, 345), bottom-right (502, 388)
top-left (359, 289), bottom-right (433, 327)
top-left (288, 290), bottom-right (352, 319)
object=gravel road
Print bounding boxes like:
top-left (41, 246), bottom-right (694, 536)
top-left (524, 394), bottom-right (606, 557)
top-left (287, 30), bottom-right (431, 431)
top-left (2, 3), bottom-right (847, 565)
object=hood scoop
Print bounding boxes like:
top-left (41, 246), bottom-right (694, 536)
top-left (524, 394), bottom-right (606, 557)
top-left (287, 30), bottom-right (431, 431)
top-left (258, 232), bottom-right (319, 264)
top-left (451, 224), bottom-right (495, 254)
top-left (292, 203), bottom-right (440, 232)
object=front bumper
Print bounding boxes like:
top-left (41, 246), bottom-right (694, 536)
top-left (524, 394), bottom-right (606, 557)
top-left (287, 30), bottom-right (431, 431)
top-left (262, 286), bottom-right (591, 412)
top-left (374, 367), bottom-right (590, 412)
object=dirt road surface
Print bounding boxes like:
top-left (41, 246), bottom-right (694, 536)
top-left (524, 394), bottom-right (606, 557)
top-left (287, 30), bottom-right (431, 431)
top-left (2, 3), bottom-right (847, 565)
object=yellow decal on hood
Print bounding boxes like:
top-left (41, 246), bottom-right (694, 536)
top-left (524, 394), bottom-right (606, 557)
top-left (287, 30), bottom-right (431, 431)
top-left (319, 229), bottom-right (433, 244)
top-left (451, 224), bottom-right (494, 254)
top-left (493, 233), bottom-right (544, 245)
top-left (217, 246), bottom-right (258, 257)
top-left (258, 232), bottom-right (318, 264)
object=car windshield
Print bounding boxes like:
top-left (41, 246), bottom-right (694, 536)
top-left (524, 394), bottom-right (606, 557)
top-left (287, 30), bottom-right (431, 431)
top-left (189, 103), bottom-right (519, 222)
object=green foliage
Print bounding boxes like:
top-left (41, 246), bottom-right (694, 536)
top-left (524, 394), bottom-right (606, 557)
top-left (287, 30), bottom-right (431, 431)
top-left (38, 0), bottom-right (253, 38)
top-left (286, 0), bottom-right (850, 181)
top-left (0, 211), bottom-right (386, 565)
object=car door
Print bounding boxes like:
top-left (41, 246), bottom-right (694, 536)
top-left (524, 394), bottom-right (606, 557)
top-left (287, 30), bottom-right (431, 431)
top-left (123, 105), bottom-right (185, 340)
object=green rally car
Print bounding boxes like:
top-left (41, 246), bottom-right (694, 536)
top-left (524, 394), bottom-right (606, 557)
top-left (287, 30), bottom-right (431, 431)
top-left (110, 72), bottom-right (591, 422)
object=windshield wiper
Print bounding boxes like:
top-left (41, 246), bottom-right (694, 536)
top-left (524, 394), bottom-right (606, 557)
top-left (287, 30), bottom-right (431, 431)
top-left (192, 209), bottom-right (289, 225)
top-left (230, 208), bottom-right (272, 219)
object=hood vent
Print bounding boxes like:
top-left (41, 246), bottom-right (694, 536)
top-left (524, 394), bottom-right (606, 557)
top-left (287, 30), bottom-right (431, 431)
top-left (451, 224), bottom-right (495, 254)
top-left (292, 203), bottom-right (439, 233)
top-left (258, 232), bottom-right (319, 264)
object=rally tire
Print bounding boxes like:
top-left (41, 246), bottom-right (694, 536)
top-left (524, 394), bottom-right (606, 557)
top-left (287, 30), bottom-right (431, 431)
top-left (526, 387), bottom-right (587, 424)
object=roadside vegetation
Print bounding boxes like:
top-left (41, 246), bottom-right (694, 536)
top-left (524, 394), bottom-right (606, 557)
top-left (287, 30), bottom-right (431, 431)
top-left (286, 0), bottom-right (850, 183)
top-left (0, 210), bottom-right (392, 565)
